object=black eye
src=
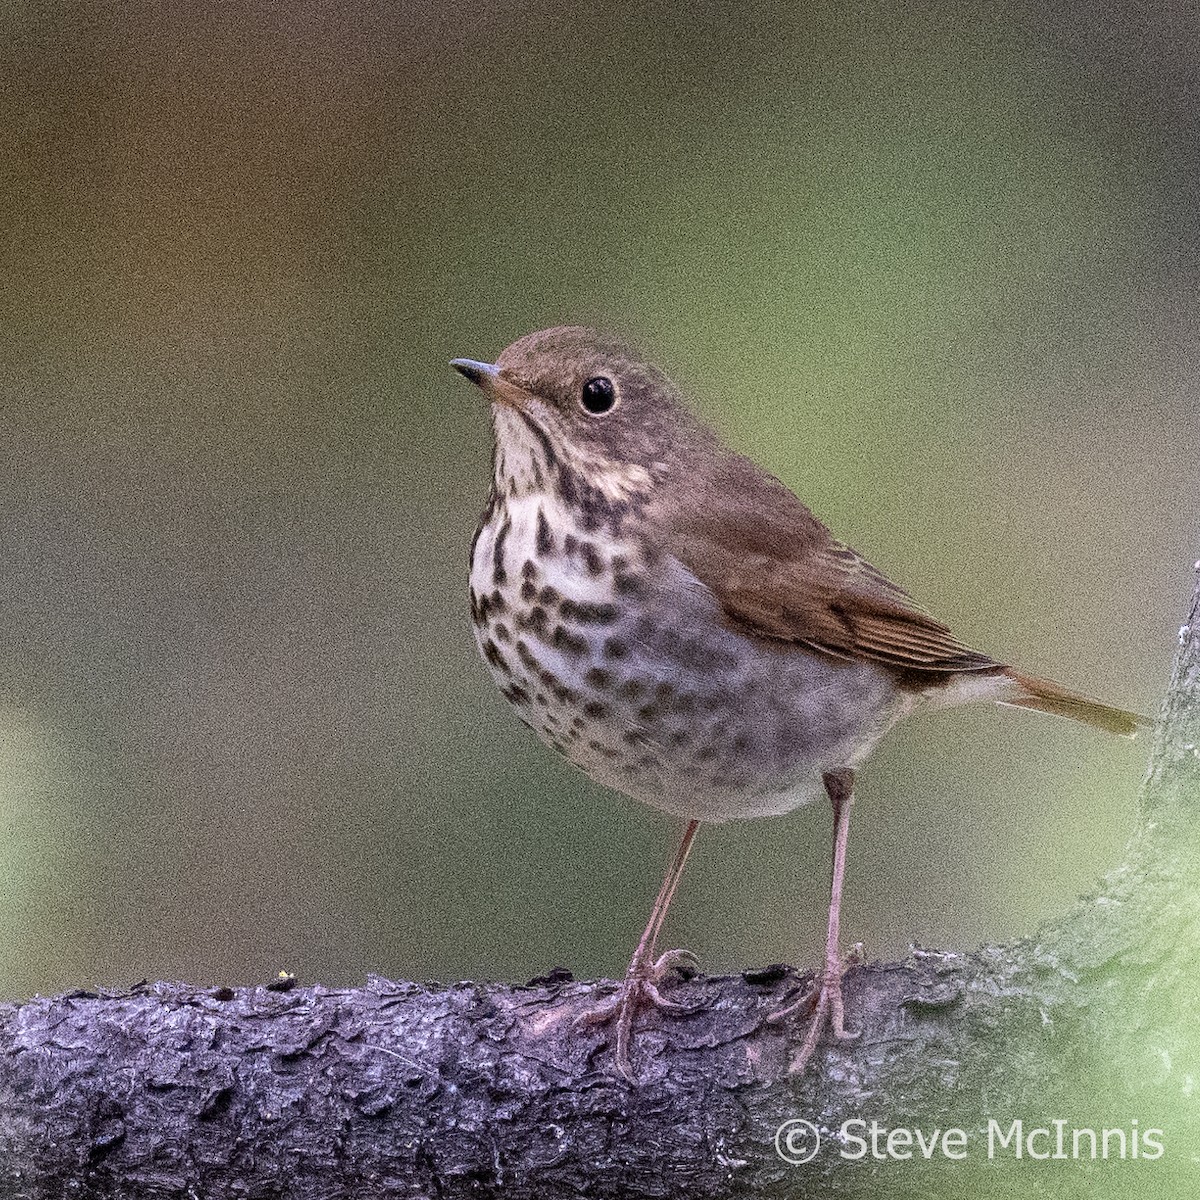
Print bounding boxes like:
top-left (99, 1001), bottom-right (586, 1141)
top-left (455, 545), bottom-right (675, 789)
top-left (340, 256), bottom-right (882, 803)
top-left (580, 375), bottom-right (616, 415)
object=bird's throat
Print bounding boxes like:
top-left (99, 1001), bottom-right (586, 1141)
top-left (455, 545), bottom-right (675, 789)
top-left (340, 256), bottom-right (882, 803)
top-left (491, 405), bottom-right (655, 506)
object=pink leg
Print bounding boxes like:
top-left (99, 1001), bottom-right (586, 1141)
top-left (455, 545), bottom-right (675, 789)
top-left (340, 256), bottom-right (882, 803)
top-left (821, 770), bottom-right (855, 1041)
top-left (630, 819), bottom-right (699, 969)
top-left (769, 769), bottom-right (860, 1071)
top-left (576, 820), bottom-right (701, 1080)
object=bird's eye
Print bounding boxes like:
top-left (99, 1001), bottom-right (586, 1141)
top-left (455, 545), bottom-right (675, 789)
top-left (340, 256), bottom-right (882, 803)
top-left (580, 376), bottom-right (616, 415)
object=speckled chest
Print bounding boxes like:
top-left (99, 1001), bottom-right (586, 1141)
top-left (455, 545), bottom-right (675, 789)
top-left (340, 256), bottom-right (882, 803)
top-left (469, 491), bottom-right (650, 757)
top-left (468, 490), bottom-right (906, 822)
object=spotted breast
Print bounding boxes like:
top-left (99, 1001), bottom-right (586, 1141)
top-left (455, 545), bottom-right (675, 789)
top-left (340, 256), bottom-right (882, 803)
top-left (468, 407), bottom-right (907, 822)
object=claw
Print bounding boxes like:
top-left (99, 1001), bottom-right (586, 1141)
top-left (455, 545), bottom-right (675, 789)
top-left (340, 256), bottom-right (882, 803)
top-left (572, 987), bottom-right (623, 1028)
top-left (769, 958), bottom-right (861, 1074)
top-left (651, 947), bottom-right (699, 979)
top-left (643, 980), bottom-right (701, 1014)
top-left (574, 948), bottom-right (702, 1080)
top-left (765, 977), bottom-right (817, 1025)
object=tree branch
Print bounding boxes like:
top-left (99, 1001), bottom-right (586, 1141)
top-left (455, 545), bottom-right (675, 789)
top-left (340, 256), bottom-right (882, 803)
top-left (3, 570), bottom-right (1198, 1199)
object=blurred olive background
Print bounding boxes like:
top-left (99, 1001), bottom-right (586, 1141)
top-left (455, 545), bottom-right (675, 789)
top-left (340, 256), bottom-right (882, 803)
top-left (0, 1), bottom-right (1195, 1003)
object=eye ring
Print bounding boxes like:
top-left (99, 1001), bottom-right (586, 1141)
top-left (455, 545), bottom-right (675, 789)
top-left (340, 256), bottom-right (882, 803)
top-left (580, 375), bottom-right (616, 415)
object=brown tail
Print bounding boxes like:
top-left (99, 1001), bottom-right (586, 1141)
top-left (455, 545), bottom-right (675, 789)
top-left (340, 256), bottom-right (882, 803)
top-left (1001, 669), bottom-right (1149, 738)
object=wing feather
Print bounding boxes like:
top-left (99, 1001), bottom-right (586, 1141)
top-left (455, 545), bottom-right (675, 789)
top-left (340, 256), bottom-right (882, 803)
top-left (656, 453), bottom-right (998, 674)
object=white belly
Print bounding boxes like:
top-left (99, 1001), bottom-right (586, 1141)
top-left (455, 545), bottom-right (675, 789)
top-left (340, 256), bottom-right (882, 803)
top-left (470, 495), bottom-right (907, 822)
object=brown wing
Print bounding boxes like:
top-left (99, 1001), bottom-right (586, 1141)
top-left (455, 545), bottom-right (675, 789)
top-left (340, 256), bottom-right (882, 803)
top-left (657, 452), bottom-right (999, 674)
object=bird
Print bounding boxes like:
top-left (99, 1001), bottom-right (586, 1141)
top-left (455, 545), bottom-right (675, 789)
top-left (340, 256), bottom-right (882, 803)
top-left (450, 325), bottom-right (1146, 1080)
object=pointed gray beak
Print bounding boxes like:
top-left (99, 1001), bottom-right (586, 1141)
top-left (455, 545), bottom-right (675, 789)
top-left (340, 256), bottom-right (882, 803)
top-left (450, 358), bottom-right (499, 387)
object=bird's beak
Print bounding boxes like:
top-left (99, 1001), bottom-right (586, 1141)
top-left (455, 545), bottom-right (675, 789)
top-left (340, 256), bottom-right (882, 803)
top-left (450, 358), bottom-right (499, 388)
top-left (450, 357), bottom-right (530, 411)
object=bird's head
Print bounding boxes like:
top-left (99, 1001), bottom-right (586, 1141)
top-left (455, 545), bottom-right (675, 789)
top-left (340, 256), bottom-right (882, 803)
top-left (452, 326), bottom-right (715, 501)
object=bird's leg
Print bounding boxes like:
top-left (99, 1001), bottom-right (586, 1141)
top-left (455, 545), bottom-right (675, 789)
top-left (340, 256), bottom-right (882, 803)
top-left (576, 819), bottom-right (701, 1080)
top-left (769, 768), bottom-right (861, 1071)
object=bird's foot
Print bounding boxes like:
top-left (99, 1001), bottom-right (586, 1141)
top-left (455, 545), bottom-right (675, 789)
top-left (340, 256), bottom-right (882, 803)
top-left (767, 945), bottom-right (862, 1074)
top-left (575, 948), bottom-right (701, 1081)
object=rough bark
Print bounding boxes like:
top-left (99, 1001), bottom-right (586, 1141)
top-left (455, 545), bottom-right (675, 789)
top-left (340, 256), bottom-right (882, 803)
top-left (2, 573), bottom-right (1198, 1199)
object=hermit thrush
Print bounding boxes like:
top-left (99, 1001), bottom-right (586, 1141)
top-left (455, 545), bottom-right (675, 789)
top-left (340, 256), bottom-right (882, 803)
top-left (451, 326), bottom-right (1145, 1080)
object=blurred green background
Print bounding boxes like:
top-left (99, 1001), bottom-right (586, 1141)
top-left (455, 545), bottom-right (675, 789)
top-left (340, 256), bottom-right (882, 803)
top-left (0, 1), bottom-right (1194, 1006)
